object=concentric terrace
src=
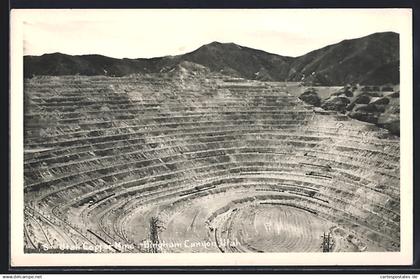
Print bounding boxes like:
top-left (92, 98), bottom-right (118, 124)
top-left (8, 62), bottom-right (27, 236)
top-left (23, 70), bottom-right (400, 253)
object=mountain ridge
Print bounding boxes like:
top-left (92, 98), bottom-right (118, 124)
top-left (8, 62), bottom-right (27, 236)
top-left (24, 31), bottom-right (399, 85)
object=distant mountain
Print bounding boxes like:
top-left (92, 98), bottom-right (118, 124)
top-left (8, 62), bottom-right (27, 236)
top-left (287, 32), bottom-right (399, 85)
top-left (24, 53), bottom-right (155, 77)
top-left (24, 32), bottom-right (399, 85)
top-left (179, 42), bottom-right (293, 80)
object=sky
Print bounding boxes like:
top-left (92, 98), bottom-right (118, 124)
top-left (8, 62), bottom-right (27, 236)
top-left (19, 9), bottom-right (410, 59)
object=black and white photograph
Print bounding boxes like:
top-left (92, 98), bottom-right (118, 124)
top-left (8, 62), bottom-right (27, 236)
top-left (9, 8), bottom-right (413, 266)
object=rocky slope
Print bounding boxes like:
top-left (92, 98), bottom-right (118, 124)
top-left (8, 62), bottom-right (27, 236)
top-left (298, 85), bottom-right (400, 135)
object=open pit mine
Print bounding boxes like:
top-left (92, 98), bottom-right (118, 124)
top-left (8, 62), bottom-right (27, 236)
top-left (23, 65), bottom-right (400, 253)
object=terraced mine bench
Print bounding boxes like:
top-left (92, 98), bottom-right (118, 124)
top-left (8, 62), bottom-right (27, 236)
top-left (24, 72), bottom-right (400, 253)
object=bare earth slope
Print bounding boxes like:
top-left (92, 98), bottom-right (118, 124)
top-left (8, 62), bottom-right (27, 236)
top-left (24, 68), bottom-right (400, 253)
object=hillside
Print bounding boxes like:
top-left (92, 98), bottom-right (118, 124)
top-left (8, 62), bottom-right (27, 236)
top-left (24, 32), bottom-right (399, 85)
top-left (288, 32), bottom-right (399, 85)
top-left (180, 42), bottom-right (293, 80)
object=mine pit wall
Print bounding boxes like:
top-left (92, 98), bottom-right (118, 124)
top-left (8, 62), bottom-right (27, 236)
top-left (23, 73), bottom-right (400, 253)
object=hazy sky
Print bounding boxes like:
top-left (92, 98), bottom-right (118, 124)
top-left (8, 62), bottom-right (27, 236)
top-left (20, 9), bottom-right (410, 59)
